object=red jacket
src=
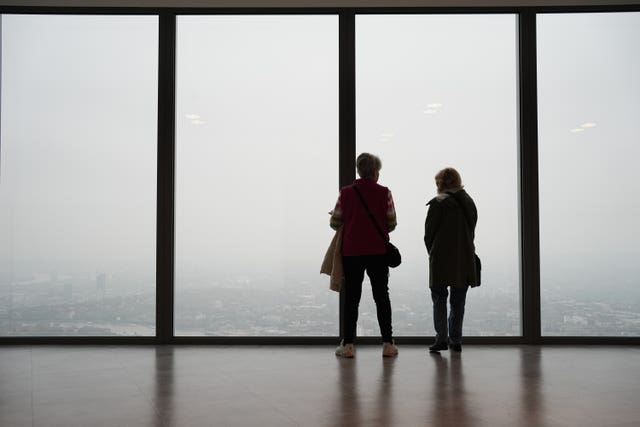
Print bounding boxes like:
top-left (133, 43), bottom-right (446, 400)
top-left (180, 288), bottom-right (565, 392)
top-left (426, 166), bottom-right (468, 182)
top-left (330, 178), bottom-right (397, 256)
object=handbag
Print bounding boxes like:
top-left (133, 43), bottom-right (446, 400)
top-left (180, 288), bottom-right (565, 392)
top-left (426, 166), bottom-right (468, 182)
top-left (353, 186), bottom-right (401, 268)
top-left (473, 253), bottom-right (481, 287)
top-left (446, 191), bottom-right (481, 286)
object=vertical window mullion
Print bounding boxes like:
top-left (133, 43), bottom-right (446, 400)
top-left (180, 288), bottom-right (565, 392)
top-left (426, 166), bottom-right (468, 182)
top-left (338, 10), bottom-right (356, 339)
top-left (518, 11), bottom-right (541, 344)
top-left (156, 12), bottom-right (176, 343)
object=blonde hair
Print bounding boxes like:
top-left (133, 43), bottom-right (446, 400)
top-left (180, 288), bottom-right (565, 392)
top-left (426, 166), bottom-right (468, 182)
top-left (435, 167), bottom-right (463, 193)
top-left (356, 153), bottom-right (382, 179)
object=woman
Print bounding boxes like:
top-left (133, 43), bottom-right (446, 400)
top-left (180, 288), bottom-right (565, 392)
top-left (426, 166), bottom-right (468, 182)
top-left (424, 167), bottom-right (478, 353)
top-left (330, 153), bottom-right (398, 358)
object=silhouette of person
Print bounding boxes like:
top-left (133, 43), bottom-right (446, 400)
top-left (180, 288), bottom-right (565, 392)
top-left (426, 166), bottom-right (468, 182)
top-left (424, 167), bottom-right (478, 353)
top-left (330, 153), bottom-right (398, 358)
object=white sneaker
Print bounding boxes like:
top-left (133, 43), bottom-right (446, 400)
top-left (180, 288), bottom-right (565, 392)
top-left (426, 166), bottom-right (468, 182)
top-left (335, 340), bottom-right (355, 358)
top-left (382, 341), bottom-right (398, 357)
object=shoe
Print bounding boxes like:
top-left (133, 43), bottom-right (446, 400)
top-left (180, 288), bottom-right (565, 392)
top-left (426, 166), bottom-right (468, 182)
top-left (450, 343), bottom-right (462, 353)
top-left (382, 341), bottom-right (398, 357)
top-left (335, 340), bottom-right (355, 358)
top-left (429, 342), bottom-right (448, 353)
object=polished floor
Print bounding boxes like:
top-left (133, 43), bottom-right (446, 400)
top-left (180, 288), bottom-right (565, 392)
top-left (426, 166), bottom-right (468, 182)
top-left (1, 344), bottom-right (639, 427)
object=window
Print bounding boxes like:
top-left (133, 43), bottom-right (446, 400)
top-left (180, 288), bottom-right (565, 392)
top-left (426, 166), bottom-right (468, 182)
top-left (356, 14), bottom-right (520, 336)
top-left (174, 16), bottom-right (339, 336)
top-left (0, 15), bottom-right (158, 336)
top-left (538, 12), bottom-right (640, 336)
top-left (3, 9), bottom-right (635, 342)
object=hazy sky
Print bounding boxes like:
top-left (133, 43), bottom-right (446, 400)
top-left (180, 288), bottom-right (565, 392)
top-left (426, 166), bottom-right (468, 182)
top-left (1, 12), bottom-right (638, 308)
top-left (174, 16), bottom-right (338, 285)
top-left (356, 14), bottom-right (519, 286)
top-left (537, 13), bottom-right (640, 289)
top-left (0, 15), bottom-right (158, 279)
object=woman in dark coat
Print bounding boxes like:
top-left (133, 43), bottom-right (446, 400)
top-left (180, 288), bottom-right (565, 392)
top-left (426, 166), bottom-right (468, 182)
top-left (424, 167), bottom-right (478, 353)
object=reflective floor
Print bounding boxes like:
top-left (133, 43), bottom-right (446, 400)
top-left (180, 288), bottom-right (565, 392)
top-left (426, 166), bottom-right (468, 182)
top-left (1, 345), bottom-right (639, 426)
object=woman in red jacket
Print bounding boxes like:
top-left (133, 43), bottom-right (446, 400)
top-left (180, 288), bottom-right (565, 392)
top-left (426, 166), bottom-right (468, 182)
top-left (330, 153), bottom-right (398, 358)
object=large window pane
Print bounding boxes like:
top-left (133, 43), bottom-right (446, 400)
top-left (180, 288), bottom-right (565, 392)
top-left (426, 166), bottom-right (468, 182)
top-left (539, 13), bottom-right (640, 336)
top-left (175, 16), bottom-right (338, 336)
top-left (0, 15), bottom-right (158, 336)
top-left (357, 15), bottom-right (520, 336)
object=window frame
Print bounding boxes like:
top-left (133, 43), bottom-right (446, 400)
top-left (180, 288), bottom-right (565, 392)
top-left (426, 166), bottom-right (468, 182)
top-left (0, 4), bottom-right (639, 345)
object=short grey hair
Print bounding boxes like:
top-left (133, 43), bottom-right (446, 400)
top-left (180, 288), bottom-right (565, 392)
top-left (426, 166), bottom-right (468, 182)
top-left (356, 153), bottom-right (382, 179)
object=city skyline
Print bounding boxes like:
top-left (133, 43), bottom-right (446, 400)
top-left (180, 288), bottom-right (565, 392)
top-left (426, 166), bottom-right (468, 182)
top-left (1, 13), bottom-right (639, 338)
top-left (3, 268), bottom-right (640, 337)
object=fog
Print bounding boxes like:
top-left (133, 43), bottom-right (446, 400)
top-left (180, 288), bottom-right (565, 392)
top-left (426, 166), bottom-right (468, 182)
top-left (174, 16), bottom-right (339, 283)
top-left (1, 13), bottom-right (638, 336)
top-left (0, 15), bottom-right (158, 280)
top-left (538, 13), bottom-right (640, 282)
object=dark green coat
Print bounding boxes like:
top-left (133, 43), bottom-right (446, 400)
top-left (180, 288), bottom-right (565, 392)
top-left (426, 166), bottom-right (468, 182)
top-left (424, 189), bottom-right (478, 288)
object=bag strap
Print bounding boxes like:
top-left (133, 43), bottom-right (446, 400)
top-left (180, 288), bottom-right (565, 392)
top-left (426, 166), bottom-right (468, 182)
top-left (447, 191), bottom-right (481, 285)
top-left (353, 185), bottom-right (389, 244)
top-left (446, 191), bottom-right (474, 235)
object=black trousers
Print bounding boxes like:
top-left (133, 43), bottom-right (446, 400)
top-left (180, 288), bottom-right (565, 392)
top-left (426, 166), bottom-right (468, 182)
top-left (342, 255), bottom-right (393, 344)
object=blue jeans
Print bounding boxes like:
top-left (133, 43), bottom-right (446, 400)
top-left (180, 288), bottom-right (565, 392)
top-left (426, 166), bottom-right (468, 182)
top-left (430, 285), bottom-right (468, 345)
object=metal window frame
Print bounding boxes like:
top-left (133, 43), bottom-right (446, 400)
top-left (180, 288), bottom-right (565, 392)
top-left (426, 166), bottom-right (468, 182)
top-left (156, 11), bottom-right (176, 344)
top-left (518, 11), bottom-right (541, 345)
top-left (1, 4), bottom-right (640, 346)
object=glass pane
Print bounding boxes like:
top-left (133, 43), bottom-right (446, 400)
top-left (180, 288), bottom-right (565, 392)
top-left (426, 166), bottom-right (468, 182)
top-left (175, 16), bottom-right (339, 336)
top-left (357, 15), bottom-right (520, 336)
top-left (0, 15), bottom-right (158, 336)
top-left (538, 12), bottom-right (640, 336)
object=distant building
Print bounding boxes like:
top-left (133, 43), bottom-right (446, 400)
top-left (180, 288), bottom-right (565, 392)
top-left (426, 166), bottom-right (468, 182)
top-left (96, 273), bottom-right (106, 293)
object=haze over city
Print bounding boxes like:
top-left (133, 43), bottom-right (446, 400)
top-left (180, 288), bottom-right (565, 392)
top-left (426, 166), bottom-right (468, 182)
top-left (1, 13), bottom-right (639, 337)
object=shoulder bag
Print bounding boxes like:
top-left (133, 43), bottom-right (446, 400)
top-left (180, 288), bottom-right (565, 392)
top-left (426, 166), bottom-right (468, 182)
top-left (446, 191), bottom-right (481, 286)
top-left (353, 186), bottom-right (401, 268)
